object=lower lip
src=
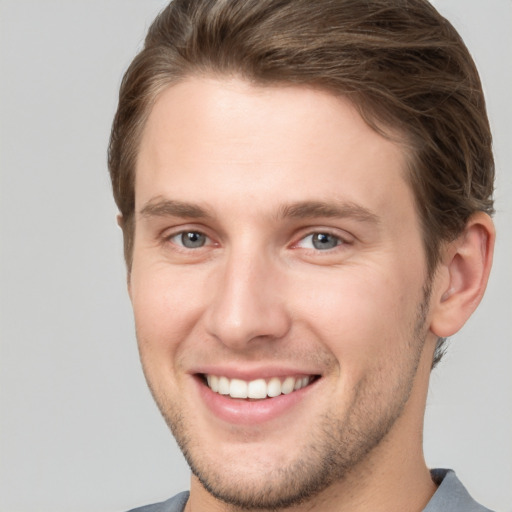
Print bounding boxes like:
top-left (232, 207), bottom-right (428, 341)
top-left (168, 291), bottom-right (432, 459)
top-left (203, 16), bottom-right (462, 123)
top-left (195, 377), bottom-right (316, 425)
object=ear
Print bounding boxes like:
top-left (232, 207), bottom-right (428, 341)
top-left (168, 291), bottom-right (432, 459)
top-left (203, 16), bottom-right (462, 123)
top-left (116, 213), bottom-right (124, 228)
top-left (429, 212), bottom-right (495, 337)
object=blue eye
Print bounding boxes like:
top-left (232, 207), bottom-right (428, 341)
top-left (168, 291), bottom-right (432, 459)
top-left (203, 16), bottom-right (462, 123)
top-left (172, 231), bottom-right (207, 249)
top-left (298, 233), bottom-right (342, 250)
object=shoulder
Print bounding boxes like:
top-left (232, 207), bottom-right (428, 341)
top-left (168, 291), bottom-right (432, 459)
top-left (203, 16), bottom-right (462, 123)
top-left (425, 469), bottom-right (494, 512)
top-left (126, 491), bottom-right (190, 512)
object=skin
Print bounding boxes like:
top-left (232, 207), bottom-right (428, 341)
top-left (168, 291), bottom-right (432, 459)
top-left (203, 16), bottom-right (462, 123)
top-left (127, 77), bottom-right (494, 512)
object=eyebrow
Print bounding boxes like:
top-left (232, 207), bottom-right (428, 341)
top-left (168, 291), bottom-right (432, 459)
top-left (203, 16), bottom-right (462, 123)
top-left (139, 197), bottom-right (379, 225)
top-left (278, 200), bottom-right (379, 224)
top-left (139, 198), bottom-right (214, 219)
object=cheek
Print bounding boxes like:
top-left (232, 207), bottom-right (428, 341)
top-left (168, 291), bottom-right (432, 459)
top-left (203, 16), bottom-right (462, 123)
top-left (291, 265), bottom-right (423, 368)
top-left (130, 263), bottom-right (208, 355)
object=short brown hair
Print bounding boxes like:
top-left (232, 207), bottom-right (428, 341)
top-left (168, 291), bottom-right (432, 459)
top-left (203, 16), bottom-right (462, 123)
top-left (108, 0), bottom-right (494, 362)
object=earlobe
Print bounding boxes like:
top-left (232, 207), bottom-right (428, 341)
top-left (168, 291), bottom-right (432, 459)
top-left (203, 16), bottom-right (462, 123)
top-left (430, 212), bottom-right (495, 338)
top-left (117, 214), bottom-right (124, 228)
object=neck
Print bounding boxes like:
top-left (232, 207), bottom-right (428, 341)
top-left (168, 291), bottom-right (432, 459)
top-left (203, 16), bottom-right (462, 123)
top-left (187, 458), bottom-right (435, 512)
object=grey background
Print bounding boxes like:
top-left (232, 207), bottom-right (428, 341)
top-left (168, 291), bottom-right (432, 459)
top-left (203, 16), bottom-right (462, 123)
top-left (0, 1), bottom-right (510, 511)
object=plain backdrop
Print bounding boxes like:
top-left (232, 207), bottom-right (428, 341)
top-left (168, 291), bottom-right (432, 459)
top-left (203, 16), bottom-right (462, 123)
top-left (0, 1), bottom-right (510, 511)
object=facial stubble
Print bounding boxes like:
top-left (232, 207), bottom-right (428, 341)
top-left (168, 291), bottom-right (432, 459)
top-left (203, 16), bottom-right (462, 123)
top-left (140, 283), bottom-right (432, 511)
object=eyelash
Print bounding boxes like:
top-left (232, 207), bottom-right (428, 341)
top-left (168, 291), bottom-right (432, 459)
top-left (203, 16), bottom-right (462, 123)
top-left (165, 230), bottom-right (214, 250)
top-left (163, 228), bottom-right (351, 253)
top-left (293, 231), bottom-right (348, 252)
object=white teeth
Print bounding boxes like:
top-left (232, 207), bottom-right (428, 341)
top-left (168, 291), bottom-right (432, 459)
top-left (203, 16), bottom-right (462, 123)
top-left (281, 376), bottom-right (295, 395)
top-left (218, 376), bottom-right (230, 395)
top-left (247, 379), bottom-right (267, 399)
top-left (205, 374), bottom-right (313, 399)
top-left (209, 375), bottom-right (219, 392)
top-left (267, 377), bottom-right (282, 397)
top-left (229, 378), bottom-right (248, 398)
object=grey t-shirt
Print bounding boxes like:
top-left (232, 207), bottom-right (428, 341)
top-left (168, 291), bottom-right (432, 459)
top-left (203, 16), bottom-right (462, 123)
top-left (127, 469), bottom-right (494, 512)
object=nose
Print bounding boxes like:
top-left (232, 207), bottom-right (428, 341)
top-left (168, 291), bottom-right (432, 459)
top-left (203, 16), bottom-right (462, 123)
top-left (204, 249), bottom-right (291, 350)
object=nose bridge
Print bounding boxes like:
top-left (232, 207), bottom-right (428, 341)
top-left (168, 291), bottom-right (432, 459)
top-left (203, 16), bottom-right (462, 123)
top-left (205, 242), bottom-right (289, 348)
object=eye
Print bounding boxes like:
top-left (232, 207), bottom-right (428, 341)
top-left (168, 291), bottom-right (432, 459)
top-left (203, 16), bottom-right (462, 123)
top-left (169, 231), bottom-right (208, 249)
top-left (296, 232), bottom-right (343, 251)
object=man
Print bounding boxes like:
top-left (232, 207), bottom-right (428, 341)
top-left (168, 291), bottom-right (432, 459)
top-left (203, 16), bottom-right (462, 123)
top-left (108, 1), bottom-right (495, 511)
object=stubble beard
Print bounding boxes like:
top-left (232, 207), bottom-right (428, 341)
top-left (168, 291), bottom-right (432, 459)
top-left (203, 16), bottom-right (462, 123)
top-left (143, 284), bottom-right (432, 511)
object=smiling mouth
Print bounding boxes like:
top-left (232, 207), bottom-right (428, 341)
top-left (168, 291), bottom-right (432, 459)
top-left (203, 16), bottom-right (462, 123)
top-left (201, 374), bottom-right (319, 400)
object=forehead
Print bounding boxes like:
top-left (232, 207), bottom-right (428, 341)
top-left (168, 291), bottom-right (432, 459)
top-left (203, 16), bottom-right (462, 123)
top-left (135, 76), bottom-right (415, 224)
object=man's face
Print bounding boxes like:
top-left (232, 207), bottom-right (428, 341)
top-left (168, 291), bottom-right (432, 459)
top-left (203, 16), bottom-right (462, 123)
top-left (130, 77), bottom-right (438, 509)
